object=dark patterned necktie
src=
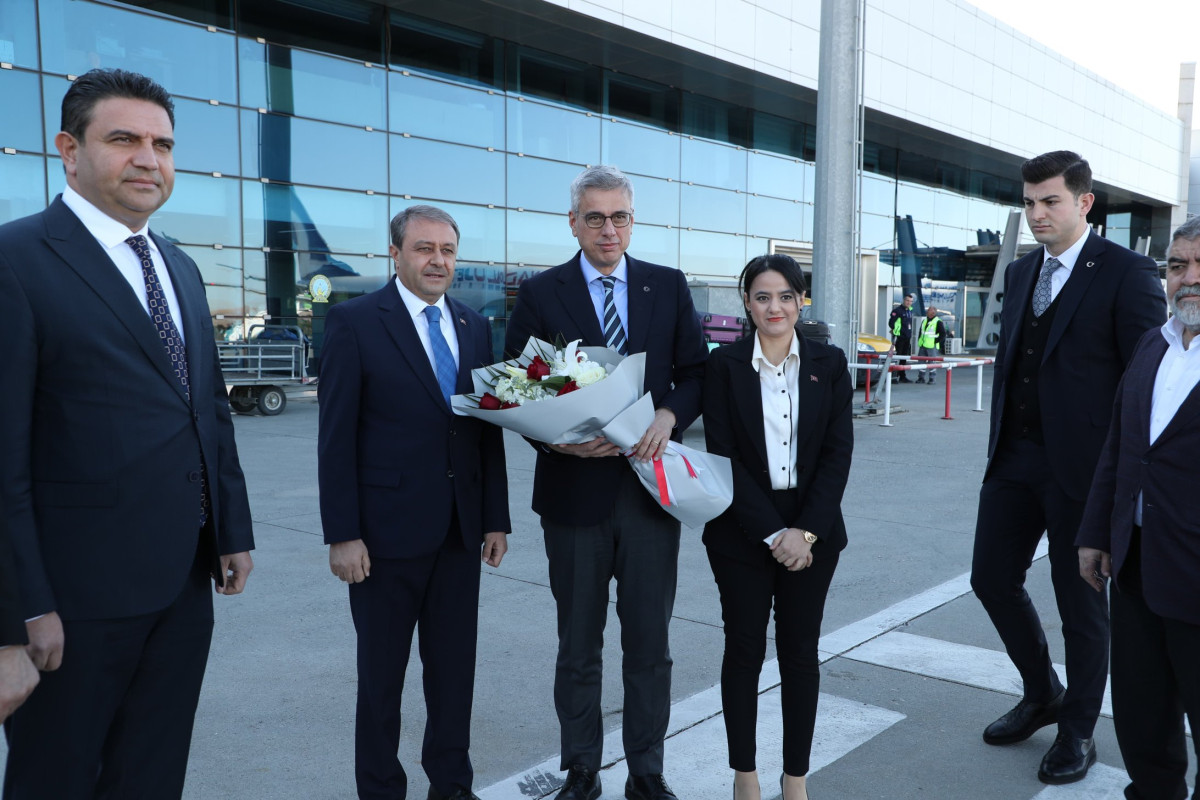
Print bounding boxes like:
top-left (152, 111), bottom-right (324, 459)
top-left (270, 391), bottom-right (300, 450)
top-left (1031, 256), bottom-right (1062, 317)
top-left (423, 305), bottom-right (458, 406)
top-left (601, 275), bottom-right (628, 355)
top-left (126, 234), bottom-right (208, 526)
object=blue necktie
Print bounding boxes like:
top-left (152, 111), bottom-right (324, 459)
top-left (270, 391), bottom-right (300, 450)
top-left (1032, 256), bottom-right (1062, 317)
top-left (127, 234), bottom-right (208, 527)
top-left (423, 305), bottom-right (457, 406)
top-left (601, 275), bottom-right (628, 355)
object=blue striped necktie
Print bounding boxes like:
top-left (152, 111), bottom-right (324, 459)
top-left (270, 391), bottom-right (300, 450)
top-left (423, 305), bottom-right (458, 406)
top-left (600, 275), bottom-right (628, 355)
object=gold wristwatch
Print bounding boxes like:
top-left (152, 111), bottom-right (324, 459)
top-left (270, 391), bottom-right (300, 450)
top-left (800, 530), bottom-right (818, 544)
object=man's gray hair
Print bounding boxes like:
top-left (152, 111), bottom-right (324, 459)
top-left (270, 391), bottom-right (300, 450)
top-left (1171, 216), bottom-right (1200, 245)
top-left (569, 165), bottom-right (635, 215)
top-left (389, 205), bottom-right (460, 249)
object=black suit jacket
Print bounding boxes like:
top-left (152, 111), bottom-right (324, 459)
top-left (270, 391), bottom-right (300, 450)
top-left (0, 504), bottom-right (26, 647)
top-left (1077, 329), bottom-right (1200, 625)
top-left (986, 232), bottom-right (1165, 500)
top-left (503, 252), bottom-right (708, 527)
top-left (0, 197), bottom-right (254, 621)
top-left (702, 333), bottom-right (853, 564)
top-left (317, 284), bottom-right (510, 558)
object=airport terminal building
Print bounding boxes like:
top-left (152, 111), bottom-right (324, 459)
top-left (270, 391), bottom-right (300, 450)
top-left (0, 0), bottom-right (1189, 353)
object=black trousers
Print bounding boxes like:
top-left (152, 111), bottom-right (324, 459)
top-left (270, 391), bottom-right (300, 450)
top-left (970, 438), bottom-right (1108, 739)
top-left (542, 468), bottom-right (681, 777)
top-left (349, 528), bottom-right (481, 800)
top-left (1111, 535), bottom-right (1200, 800)
top-left (706, 490), bottom-right (839, 777)
top-left (3, 549), bottom-right (214, 800)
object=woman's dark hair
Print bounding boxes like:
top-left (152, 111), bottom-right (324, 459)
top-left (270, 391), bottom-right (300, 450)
top-left (738, 254), bottom-right (808, 331)
top-left (61, 68), bottom-right (175, 141)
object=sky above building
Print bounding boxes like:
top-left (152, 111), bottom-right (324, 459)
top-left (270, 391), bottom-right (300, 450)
top-left (968, 0), bottom-right (1198, 119)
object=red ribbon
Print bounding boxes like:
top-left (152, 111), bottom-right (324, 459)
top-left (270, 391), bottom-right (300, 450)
top-left (653, 457), bottom-right (670, 505)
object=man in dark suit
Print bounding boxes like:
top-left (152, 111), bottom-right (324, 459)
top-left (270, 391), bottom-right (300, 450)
top-left (0, 507), bottom-right (38, 724)
top-left (504, 165), bottom-right (708, 800)
top-left (318, 205), bottom-right (510, 800)
top-left (969, 151), bottom-right (1165, 784)
top-left (1077, 216), bottom-right (1200, 800)
top-left (0, 69), bottom-right (255, 798)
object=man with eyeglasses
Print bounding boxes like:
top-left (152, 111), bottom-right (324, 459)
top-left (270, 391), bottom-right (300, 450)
top-left (505, 165), bottom-right (708, 800)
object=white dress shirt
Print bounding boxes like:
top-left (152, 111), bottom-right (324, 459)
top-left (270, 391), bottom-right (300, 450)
top-left (393, 277), bottom-right (459, 371)
top-left (61, 185), bottom-right (186, 343)
top-left (751, 331), bottom-right (801, 545)
top-left (1135, 317), bottom-right (1200, 525)
top-left (581, 253), bottom-right (629, 337)
top-left (1040, 226), bottom-right (1090, 304)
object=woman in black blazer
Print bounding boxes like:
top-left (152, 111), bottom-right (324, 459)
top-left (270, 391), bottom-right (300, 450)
top-left (703, 254), bottom-right (853, 800)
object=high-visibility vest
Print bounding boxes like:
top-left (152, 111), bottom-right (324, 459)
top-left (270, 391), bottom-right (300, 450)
top-left (918, 316), bottom-right (940, 349)
top-left (892, 314), bottom-right (903, 337)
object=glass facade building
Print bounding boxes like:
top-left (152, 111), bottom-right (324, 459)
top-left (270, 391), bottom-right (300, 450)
top-left (0, 0), bottom-right (1168, 356)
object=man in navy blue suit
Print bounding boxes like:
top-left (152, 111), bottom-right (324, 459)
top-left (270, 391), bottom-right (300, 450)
top-left (970, 151), bottom-right (1165, 785)
top-left (0, 504), bottom-right (37, 724)
top-left (504, 166), bottom-right (708, 800)
top-left (0, 68), bottom-right (255, 799)
top-left (1077, 216), bottom-right (1200, 800)
top-left (318, 205), bottom-right (510, 800)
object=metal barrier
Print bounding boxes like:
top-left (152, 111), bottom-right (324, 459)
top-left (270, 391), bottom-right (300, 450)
top-left (850, 356), bottom-right (994, 427)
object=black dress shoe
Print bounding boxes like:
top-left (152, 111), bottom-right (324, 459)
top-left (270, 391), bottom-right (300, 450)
top-left (626, 773), bottom-right (679, 800)
top-left (1037, 733), bottom-right (1096, 784)
top-left (426, 788), bottom-right (480, 800)
top-left (982, 688), bottom-right (1064, 745)
top-left (555, 764), bottom-right (602, 800)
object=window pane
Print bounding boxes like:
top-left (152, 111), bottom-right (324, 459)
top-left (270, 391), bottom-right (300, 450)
top-left (0, 0), bottom-right (38, 68)
top-left (681, 137), bottom-right (746, 189)
top-left (861, 213), bottom-right (896, 251)
top-left (631, 176), bottom-right (678, 228)
top-left (244, 183), bottom-right (389, 255)
top-left (250, 114), bottom-right (387, 192)
top-left (507, 155), bottom-right (580, 214)
top-left (747, 194), bottom-right (803, 240)
top-left (200, 282), bottom-right (245, 340)
top-left (0, 69), bottom-right (42, 152)
top-left (239, 0), bottom-right (383, 64)
top-left (602, 119), bottom-right (678, 179)
top-left (896, 182), bottom-right (936, 223)
top-left (0, 153), bottom-right (46, 223)
top-left (260, 49), bottom-right (387, 130)
top-left (181, 243), bottom-right (242, 288)
top-left (38, 0), bottom-right (237, 102)
top-left (238, 38), bottom-right (267, 109)
top-left (391, 73), bottom-right (503, 149)
top-left (747, 151), bottom-right (805, 199)
top-left (681, 184), bottom-right (745, 234)
top-left (450, 262), bottom-right (505, 318)
top-left (628, 224), bottom-right (678, 269)
top-left (42, 73), bottom-right (72, 151)
top-left (389, 12), bottom-right (499, 88)
top-left (391, 137), bottom-right (504, 206)
top-left (45, 153), bottom-right (65, 199)
top-left (507, 210), bottom-right (576, 267)
top-left (679, 230), bottom-right (745, 276)
top-left (172, 98), bottom-right (238, 175)
top-left (935, 191), bottom-right (968, 230)
top-left (506, 98), bottom-right (599, 164)
top-left (154, 173), bottom-right (240, 246)
top-left (861, 174), bottom-right (895, 216)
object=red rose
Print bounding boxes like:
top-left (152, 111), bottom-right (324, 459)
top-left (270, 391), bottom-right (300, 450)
top-left (501, 402), bottom-right (519, 409)
top-left (479, 392), bottom-right (502, 410)
top-left (526, 355), bottom-right (551, 380)
top-left (556, 380), bottom-right (580, 396)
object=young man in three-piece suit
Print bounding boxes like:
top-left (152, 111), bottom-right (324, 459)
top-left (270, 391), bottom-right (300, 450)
top-left (318, 205), bottom-right (510, 800)
top-left (970, 150), bottom-right (1166, 785)
top-left (0, 68), bottom-right (255, 798)
top-left (503, 165), bottom-right (708, 800)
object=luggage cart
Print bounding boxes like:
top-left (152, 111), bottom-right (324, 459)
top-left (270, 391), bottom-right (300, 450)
top-left (217, 325), bottom-right (310, 416)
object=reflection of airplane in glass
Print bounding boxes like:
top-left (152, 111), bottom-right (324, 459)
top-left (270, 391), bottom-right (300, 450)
top-left (279, 188), bottom-right (389, 296)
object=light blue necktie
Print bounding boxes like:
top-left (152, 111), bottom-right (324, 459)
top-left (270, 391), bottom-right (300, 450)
top-left (423, 305), bottom-right (457, 406)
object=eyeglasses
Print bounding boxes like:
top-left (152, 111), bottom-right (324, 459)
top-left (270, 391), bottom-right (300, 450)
top-left (581, 212), bottom-right (632, 229)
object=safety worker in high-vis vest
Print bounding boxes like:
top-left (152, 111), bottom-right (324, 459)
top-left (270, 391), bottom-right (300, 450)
top-left (888, 293), bottom-right (915, 382)
top-left (916, 305), bottom-right (949, 384)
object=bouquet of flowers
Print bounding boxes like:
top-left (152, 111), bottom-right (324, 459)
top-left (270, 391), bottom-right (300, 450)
top-left (451, 337), bottom-right (645, 444)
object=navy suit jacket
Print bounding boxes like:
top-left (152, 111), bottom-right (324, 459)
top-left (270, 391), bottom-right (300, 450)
top-left (503, 252), bottom-right (708, 527)
top-left (1077, 329), bottom-right (1200, 625)
top-left (701, 333), bottom-right (853, 565)
top-left (0, 197), bottom-right (254, 621)
top-left (986, 232), bottom-right (1165, 500)
top-left (0, 506), bottom-right (26, 646)
top-left (317, 284), bottom-right (509, 558)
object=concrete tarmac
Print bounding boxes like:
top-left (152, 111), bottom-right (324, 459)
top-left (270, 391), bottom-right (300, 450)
top-left (2, 366), bottom-right (1190, 799)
